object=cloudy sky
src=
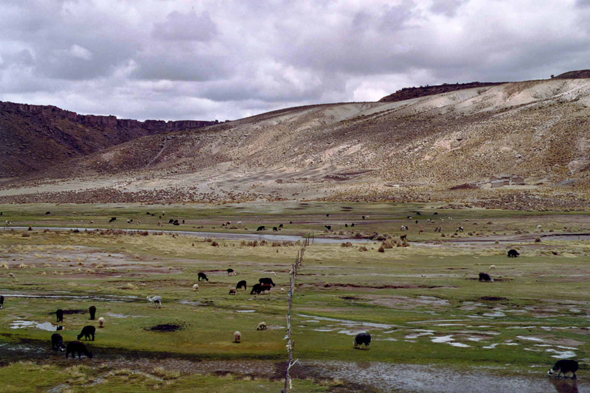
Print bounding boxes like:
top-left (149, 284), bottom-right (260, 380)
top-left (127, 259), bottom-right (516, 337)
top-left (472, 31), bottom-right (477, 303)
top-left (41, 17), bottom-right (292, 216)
top-left (1, 0), bottom-right (589, 121)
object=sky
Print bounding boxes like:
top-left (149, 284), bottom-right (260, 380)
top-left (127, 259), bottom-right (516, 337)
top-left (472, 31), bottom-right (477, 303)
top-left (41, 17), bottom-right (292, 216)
top-left (1, 0), bottom-right (589, 121)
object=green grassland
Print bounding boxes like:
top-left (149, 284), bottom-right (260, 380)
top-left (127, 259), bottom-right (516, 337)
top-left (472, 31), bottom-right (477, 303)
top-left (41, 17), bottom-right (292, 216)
top-left (1, 202), bottom-right (590, 391)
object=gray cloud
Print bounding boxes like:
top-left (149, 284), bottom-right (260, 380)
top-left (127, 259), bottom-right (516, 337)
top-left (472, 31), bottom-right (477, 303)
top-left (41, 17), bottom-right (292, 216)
top-left (152, 11), bottom-right (217, 41)
top-left (0, 0), bottom-right (588, 121)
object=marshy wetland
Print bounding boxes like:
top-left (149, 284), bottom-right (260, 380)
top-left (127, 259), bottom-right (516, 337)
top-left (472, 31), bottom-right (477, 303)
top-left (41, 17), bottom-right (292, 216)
top-left (1, 202), bottom-right (590, 392)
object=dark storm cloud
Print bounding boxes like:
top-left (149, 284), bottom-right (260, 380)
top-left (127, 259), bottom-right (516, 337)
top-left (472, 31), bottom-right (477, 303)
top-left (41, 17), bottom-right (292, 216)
top-left (0, 0), bottom-right (588, 121)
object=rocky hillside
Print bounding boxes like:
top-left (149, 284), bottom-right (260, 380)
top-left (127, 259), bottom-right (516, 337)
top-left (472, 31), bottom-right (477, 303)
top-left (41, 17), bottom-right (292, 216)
top-left (2, 77), bottom-right (590, 206)
top-left (0, 101), bottom-right (217, 177)
top-left (554, 69), bottom-right (590, 79)
top-left (379, 82), bottom-right (506, 103)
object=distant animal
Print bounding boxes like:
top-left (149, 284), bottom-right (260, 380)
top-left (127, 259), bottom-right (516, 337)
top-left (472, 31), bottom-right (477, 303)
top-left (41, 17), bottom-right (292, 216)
top-left (537, 225), bottom-right (542, 230)
top-left (198, 272), bottom-right (209, 281)
top-left (279, 224), bottom-right (283, 228)
top-left (362, 216), bottom-right (365, 220)
top-left (270, 271), bottom-right (276, 276)
top-left (479, 272), bottom-right (493, 282)
top-left (250, 284), bottom-right (263, 295)
top-left (236, 280), bottom-right (247, 290)
top-left (169, 219), bottom-right (174, 224)
top-left (173, 220), bottom-right (179, 226)
top-left (108, 217), bottom-right (116, 223)
top-left (234, 331), bottom-right (241, 343)
top-left (489, 265), bottom-right (496, 270)
top-left (229, 289), bottom-right (237, 295)
top-left (227, 268), bottom-right (236, 276)
top-left (89, 306), bottom-right (96, 320)
top-left (98, 317), bottom-right (105, 328)
top-left (257, 226), bottom-right (266, 231)
top-left (416, 212), bottom-right (421, 216)
top-left (273, 227), bottom-right (278, 231)
top-left (507, 249), bottom-right (520, 258)
top-left (354, 331), bottom-right (371, 349)
top-left (289, 221), bottom-right (293, 224)
top-left (345, 224), bottom-right (348, 227)
top-left (0, 295), bottom-right (4, 309)
top-left (77, 325), bottom-right (96, 341)
top-left (400, 234), bottom-right (407, 241)
top-left (325, 225), bottom-right (331, 230)
top-left (458, 226), bottom-right (464, 232)
top-left (257, 322), bottom-right (267, 331)
top-left (147, 296), bottom-right (162, 308)
top-left (351, 223), bottom-right (354, 227)
top-left (260, 283), bottom-right (272, 294)
top-left (45, 211), bottom-right (51, 215)
top-left (259, 277), bottom-right (276, 287)
top-left (51, 333), bottom-right (66, 351)
top-left (127, 219), bottom-right (133, 223)
top-left (66, 341), bottom-right (92, 359)
top-left (280, 288), bottom-right (286, 293)
top-left (56, 309), bottom-right (64, 322)
top-left (548, 359), bottom-right (579, 379)
top-left (192, 283), bottom-right (199, 291)
top-left (326, 214), bottom-right (329, 217)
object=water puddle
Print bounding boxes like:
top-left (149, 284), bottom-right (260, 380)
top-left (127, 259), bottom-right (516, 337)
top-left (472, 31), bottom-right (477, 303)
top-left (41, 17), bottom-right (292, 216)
top-left (305, 360), bottom-right (588, 393)
top-left (545, 349), bottom-right (576, 359)
top-left (432, 335), bottom-right (454, 343)
top-left (483, 311), bottom-right (506, 317)
top-left (3, 293), bottom-right (138, 302)
top-left (10, 320), bottom-right (60, 331)
top-left (449, 342), bottom-right (471, 348)
top-left (516, 336), bottom-right (543, 342)
top-left (299, 314), bottom-right (396, 329)
top-left (105, 312), bottom-right (146, 318)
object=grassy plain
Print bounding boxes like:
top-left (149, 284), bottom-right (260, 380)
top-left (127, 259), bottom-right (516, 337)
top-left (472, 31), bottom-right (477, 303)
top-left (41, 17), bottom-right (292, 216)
top-left (1, 202), bottom-right (590, 392)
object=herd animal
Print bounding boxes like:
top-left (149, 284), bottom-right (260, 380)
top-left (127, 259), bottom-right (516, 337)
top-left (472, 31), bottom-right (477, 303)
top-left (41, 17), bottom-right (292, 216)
top-left (89, 305), bottom-right (96, 320)
top-left (147, 296), bottom-right (162, 308)
top-left (354, 331), bottom-right (371, 349)
top-left (507, 249), bottom-right (520, 258)
top-left (479, 272), bottom-right (493, 282)
top-left (0, 295), bottom-right (4, 309)
top-left (77, 325), bottom-right (96, 341)
top-left (51, 333), bottom-right (65, 351)
top-left (66, 341), bottom-right (93, 359)
top-left (548, 359), bottom-right (578, 379)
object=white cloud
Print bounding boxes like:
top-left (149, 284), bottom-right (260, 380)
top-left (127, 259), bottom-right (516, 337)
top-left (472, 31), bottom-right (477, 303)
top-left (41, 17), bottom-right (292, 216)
top-left (68, 45), bottom-right (93, 60)
top-left (0, 0), bottom-right (588, 121)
